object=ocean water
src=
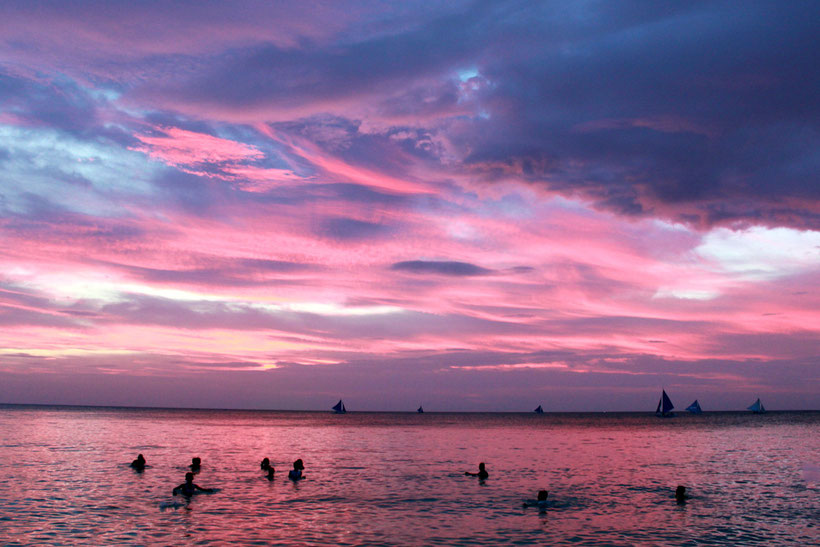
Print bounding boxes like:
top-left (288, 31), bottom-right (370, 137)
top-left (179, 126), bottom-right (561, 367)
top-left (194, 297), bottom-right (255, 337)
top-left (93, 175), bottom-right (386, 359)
top-left (0, 406), bottom-right (817, 546)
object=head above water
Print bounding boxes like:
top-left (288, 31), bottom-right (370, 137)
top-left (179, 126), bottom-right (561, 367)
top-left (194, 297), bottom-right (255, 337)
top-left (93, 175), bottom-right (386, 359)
top-left (185, 472), bottom-right (194, 483)
top-left (478, 462), bottom-right (485, 470)
top-left (676, 485), bottom-right (686, 496)
top-left (136, 454), bottom-right (145, 462)
top-left (537, 490), bottom-right (549, 501)
top-left (191, 457), bottom-right (201, 467)
top-left (293, 458), bottom-right (304, 470)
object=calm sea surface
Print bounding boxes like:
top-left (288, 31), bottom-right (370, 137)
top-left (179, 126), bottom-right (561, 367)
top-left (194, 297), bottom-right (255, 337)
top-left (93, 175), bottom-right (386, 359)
top-left (0, 406), bottom-right (817, 546)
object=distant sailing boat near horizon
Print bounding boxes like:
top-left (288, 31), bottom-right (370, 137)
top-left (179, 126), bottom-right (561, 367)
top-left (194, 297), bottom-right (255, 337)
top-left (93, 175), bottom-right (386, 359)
top-left (417, 405), bottom-right (424, 413)
top-left (686, 400), bottom-right (703, 414)
top-left (748, 398), bottom-right (766, 414)
top-left (655, 389), bottom-right (675, 417)
top-left (332, 400), bottom-right (346, 414)
top-left (534, 405), bottom-right (544, 414)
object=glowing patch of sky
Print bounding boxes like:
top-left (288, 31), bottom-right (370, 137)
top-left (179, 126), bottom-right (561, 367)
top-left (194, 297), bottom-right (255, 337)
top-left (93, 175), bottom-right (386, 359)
top-left (0, 125), bottom-right (158, 215)
top-left (696, 227), bottom-right (820, 280)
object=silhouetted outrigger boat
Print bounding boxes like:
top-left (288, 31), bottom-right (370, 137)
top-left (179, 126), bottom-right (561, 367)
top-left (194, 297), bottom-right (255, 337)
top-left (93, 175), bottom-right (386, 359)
top-left (332, 400), bottom-right (346, 414)
top-left (417, 405), bottom-right (424, 413)
top-left (655, 389), bottom-right (675, 417)
top-left (747, 398), bottom-right (766, 414)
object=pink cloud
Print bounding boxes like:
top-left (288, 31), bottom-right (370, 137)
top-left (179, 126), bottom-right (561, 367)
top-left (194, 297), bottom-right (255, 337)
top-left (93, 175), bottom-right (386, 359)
top-left (1, 1), bottom-right (818, 409)
top-left (132, 126), bottom-right (263, 166)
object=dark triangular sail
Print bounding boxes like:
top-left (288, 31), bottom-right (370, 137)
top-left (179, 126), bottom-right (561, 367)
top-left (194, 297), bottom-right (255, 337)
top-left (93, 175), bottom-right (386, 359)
top-left (534, 405), bottom-right (544, 414)
top-left (662, 390), bottom-right (674, 413)
top-left (332, 400), bottom-right (346, 413)
top-left (747, 398), bottom-right (765, 413)
top-left (685, 400), bottom-right (702, 414)
top-left (417, 405), bottom-right (424, 413)
top-left (655, 390), bottom-right (675, 416)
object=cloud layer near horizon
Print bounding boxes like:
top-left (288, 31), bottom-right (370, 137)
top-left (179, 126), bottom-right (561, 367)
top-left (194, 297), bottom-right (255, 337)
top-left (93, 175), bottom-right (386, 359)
top-left (0, 1), bottom-right (818, 410)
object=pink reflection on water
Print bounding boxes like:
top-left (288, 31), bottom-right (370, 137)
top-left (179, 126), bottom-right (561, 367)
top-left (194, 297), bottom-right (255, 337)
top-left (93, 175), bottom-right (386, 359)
top-left (0, 407), bottom-right (818, 545)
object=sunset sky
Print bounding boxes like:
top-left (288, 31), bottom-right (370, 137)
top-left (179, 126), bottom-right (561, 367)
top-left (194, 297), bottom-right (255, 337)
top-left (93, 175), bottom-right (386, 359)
top-left (1, 1), bottom-right (818, 411)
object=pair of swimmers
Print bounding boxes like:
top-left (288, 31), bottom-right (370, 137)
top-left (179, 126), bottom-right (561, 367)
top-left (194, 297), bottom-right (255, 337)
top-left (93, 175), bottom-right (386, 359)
top-left (130, 454), bottom-right (200, 471)
top-left (261, 457), bottom-right (305, 481)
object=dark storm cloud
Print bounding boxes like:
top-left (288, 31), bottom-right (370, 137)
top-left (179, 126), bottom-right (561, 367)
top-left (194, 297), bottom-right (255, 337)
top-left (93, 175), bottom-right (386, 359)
top-left (452, 1), bottom-right (820, 227)
top-left (127, 0), bottom-right (820, 228)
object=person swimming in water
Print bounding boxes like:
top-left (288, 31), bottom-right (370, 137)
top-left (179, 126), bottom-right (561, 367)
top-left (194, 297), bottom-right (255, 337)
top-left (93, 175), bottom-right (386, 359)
top-left (465, 462), bottom-right (488, 479)
top-left (130, 453), bottom-right (146, 471)
top-left (260, 457), bottom-right (271, 471)
top-left (523, 490), bottom-right (549, 510)
top-left (190, 457), bottom-right (201, 472)
top-left (675, 485), bottom-right (689, 503)
top-left (173, 472), bottom-right (214, 497)
top-left (288, 459), bottom-right (304, 480)
top-left (266, 466), bottom-right (276, 481)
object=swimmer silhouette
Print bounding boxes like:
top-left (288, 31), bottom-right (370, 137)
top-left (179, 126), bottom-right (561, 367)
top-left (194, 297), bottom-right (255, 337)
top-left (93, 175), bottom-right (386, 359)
top-left (465, 462), bottom-right (488, 479)
top-left (130, 453), bottom-right (146, 471)
top-left (260, 457), bottom-right (271, 471)
top-left (190, 457), bottom-right (201, 472)
top-left (173, 472), bottom-right (213, 497)
top-left (675, 485), bottom-right (689, 503)
top-left (523, 490), bottom-right (549, 509)
top-left (266, 466), bottom-right (276, 481)
top-left (288, 458), bottom-right (304, 480)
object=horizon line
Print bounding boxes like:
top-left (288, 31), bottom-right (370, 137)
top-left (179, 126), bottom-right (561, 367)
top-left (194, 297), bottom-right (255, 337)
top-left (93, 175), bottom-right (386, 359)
top-left (1, 402), bottom-right (816, 413)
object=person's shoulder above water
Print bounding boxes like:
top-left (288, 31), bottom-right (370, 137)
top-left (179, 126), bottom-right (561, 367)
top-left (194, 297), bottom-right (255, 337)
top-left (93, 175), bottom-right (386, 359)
top-left (130, 453), bottom-right (146, 470)
top-left (173, 472), bottom-right (214, 496)
top-left (288, 458), bottom-right (305, 480)
top-left (465, 462), bottom-right (488, 479)
top-left (523, 490), bottom-right (549, 508)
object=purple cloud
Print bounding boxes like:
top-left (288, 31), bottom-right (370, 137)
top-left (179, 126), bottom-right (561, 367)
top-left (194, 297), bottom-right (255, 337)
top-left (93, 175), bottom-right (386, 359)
top-left (391, 260), bottom-right (493, 276)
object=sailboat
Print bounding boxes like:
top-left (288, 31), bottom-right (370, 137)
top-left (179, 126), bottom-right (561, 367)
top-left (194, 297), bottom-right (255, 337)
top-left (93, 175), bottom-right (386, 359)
top-left (655, 389), bottom-right (675, 417)
top-left (417, 405), bottom-right (424, 413)
top-left (747, 398), bottom-right (766, 414)
top-left (332, 400), bottom-right (346, 414)
top-left (534, 405), bottom-right (544, 414)
top-left (685, 400), bottom-right (702, 414)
